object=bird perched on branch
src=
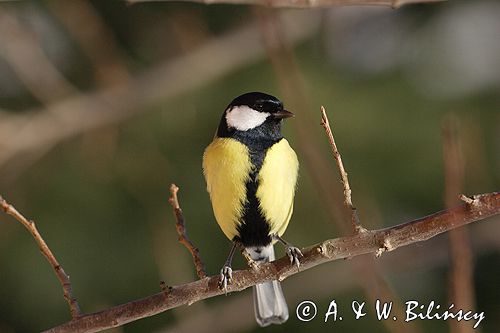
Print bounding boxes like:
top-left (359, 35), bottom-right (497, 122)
top-left (203, 92), bottom-right (302, 326)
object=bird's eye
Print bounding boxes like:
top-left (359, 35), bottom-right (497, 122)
top-left (255, 103), bottom-right (264, 110)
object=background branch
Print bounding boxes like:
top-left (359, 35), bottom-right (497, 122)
top-left (45, 0), bottom-right (131, 87)
top-left (44, 191), bottom-right (499, 333)
top-left (127, 0), bottom-right (446, 9)
top-left (443, 115), bottom-right (477, 333)
top-left (0, 8), bottom-right (77, 104)
top-left (0, 11), bottom-right (320, 180)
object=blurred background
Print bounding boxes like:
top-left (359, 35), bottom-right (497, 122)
top-left (0, 1), bottom-right (499, 332)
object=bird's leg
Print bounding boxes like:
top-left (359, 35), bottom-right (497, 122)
top-left (219, 242), bottom-right (238, 293)
top-left (273, 234), bottom-right (303, 269)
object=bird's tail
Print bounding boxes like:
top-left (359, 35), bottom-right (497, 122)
top-left (246, 245), bottom-right (289, 327)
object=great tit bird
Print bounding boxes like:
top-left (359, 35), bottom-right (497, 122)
top-left (203, 92), bottom-right (302, 327)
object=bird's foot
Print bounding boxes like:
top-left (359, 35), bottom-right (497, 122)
top-left (286, 246), bottom-right (303, 269)
top-left (218, 265), bottom-right (233, 294)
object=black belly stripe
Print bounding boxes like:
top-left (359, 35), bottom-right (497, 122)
top-left (231, 132), bottom-right (283, 247)
top-left (236, 175), bottom-right (271, 247)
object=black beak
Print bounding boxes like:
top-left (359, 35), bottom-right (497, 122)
top-left (273, 110), bottom-right (294, 119)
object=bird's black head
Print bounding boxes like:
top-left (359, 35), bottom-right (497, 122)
top-left (229, 92), bottom-right (284, 115)
top-left (217, 92), bottom-right (293, 142)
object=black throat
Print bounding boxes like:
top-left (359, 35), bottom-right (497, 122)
top-left (217, 120), bottom-right (283, 247)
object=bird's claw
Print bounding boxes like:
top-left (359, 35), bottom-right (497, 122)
top-left (286, 246), bottom-right (303, 269)
top-left (218, 265), bottom-right (233, 293)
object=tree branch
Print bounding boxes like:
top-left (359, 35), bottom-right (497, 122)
top-left (169, 184), bottom-right (207, 279)
top-left (127, 0), bottom-right (446, 9)
top-left (0, 196), bottom-right (81, 319)
top-left (43, 191), bottom-right (499, 333)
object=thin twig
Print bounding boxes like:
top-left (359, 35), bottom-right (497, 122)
top-left (127, 0), bottom-right (446, 9)
top-left (169, 184), bottom-right (207, 279)
top-left (320, 106), bottom-right (353, 207)
top-left (320, 106), bottom-right (363, 233)
top-left (44, 191), bottom-right (500, 333)
top-left (0, 196), bottom-right (81, 318)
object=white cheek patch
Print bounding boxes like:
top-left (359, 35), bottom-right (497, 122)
top-left (226, 105), bottom-right (270, 131)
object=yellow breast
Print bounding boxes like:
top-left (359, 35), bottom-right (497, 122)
top-left (256, 139), bottom-right (298, 237)
top-left (203, 138), bottom-right (252, 240)
top-left (203, 137), bottom-right (299, 241)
